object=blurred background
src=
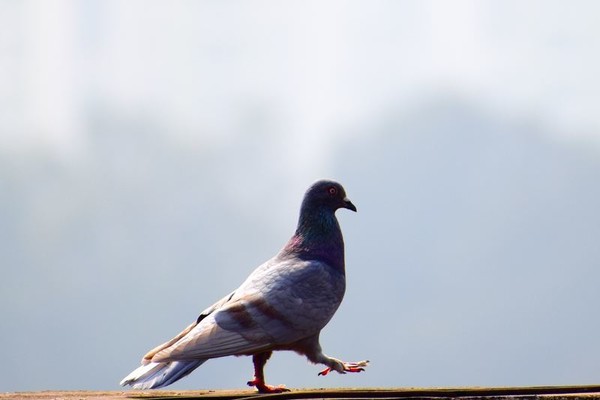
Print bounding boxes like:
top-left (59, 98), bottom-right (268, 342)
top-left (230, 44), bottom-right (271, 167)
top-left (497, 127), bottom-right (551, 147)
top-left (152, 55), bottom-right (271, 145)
top-left (2, 0), bottom-right (600, 392)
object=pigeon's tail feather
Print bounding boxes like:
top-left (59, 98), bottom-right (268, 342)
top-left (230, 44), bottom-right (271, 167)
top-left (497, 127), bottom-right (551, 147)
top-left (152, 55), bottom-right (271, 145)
top-left (120, 359), bottom-right (207, 389)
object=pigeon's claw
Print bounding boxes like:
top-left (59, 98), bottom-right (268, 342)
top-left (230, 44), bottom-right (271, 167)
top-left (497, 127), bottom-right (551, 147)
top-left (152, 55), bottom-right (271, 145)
top-left (247, 378), bottom-right (290, 393)
top-left (344, 361), bottom-right (368, 373)
top-left (318, 360), bottom-right (370, 376)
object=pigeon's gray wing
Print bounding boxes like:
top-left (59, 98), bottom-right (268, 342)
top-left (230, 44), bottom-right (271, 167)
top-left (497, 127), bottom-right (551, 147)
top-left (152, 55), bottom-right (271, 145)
top-left (227, 257), bottom-right (347, 339)
top-left (150, 258), bottom-right (345, 363)
top-left (142, 290), bottom-right (236, 364)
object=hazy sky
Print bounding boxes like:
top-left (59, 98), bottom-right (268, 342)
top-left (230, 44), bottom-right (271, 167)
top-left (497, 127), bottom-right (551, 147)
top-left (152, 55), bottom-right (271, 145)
top-left (2, 0), bottom-right (600, 393)
top-left (4, 1), bottom-right (600, 156)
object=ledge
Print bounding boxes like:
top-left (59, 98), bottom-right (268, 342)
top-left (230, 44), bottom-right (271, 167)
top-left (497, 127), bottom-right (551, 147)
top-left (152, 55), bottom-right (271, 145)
top-left (4, 385), bottom-right (600, 400)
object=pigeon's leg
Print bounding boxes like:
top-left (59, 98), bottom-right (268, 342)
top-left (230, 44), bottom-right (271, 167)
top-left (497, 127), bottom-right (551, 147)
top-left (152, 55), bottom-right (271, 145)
top-left (317, 359), bottom-right (370, 376)
top-left (246, 352), bottom-right (290, 393)
top-left (295, 335), bottom-right (369, 377)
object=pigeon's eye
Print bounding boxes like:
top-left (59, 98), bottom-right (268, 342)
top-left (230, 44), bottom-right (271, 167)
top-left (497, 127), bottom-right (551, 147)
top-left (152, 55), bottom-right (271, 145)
top-left (328, 187), bottom-right (337, 196)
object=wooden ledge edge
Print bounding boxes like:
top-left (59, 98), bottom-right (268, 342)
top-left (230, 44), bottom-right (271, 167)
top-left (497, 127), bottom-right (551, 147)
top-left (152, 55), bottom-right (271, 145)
top-left (3, 385), bottom-right (600, 400)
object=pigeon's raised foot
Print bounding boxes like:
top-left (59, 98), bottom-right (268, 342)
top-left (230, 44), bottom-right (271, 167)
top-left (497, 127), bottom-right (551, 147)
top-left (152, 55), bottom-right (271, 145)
top-left (247, 378), bottom-right (290, 393)
top-left (318, 360), bottom-right (370, 376)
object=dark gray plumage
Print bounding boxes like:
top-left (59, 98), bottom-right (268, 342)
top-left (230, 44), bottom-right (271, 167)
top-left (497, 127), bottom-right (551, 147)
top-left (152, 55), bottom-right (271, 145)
top-left (120, 179), bottom-right (368, 392)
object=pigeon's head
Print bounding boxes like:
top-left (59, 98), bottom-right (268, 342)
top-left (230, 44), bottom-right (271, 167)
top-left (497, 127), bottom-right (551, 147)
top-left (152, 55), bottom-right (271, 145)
top-left (302, 180), bottom-right (357, 213)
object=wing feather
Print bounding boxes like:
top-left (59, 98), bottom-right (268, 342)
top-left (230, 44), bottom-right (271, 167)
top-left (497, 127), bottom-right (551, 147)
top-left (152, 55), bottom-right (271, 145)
top-left (151, 313), bottom-right (270, 362)
top-left (148, 258), bottom-right (345, 363)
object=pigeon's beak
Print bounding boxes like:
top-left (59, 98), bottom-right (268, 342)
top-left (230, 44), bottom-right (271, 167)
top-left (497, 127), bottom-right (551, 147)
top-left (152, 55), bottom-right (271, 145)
top-left (343, 198), bottom-right (357, 212)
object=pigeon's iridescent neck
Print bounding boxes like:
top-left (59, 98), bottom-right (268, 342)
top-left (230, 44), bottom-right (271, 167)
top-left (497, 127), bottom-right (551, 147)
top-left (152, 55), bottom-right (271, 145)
top-left (281, 208), bottom-right (346, 271)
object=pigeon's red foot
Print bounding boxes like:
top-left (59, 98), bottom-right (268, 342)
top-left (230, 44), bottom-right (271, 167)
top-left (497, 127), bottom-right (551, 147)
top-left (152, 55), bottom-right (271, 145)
top-left (247, 378), bottom-right (290, 393)
top-left (318, 360), bottom-right (370, 376)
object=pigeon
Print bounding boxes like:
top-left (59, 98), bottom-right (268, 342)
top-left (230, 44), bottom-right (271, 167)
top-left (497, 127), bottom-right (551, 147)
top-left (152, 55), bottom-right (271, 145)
top-left (120, 179), bottom-right (368, 393)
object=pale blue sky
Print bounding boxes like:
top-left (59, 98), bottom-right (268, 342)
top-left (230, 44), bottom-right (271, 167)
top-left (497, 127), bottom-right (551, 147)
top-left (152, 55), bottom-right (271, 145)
top-left (1, 0), bottom-right (600, 392)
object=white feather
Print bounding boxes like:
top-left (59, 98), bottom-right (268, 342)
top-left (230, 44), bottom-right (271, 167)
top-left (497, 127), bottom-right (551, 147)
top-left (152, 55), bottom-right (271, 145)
top-left (120, 360), bottom-right (206, 389)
